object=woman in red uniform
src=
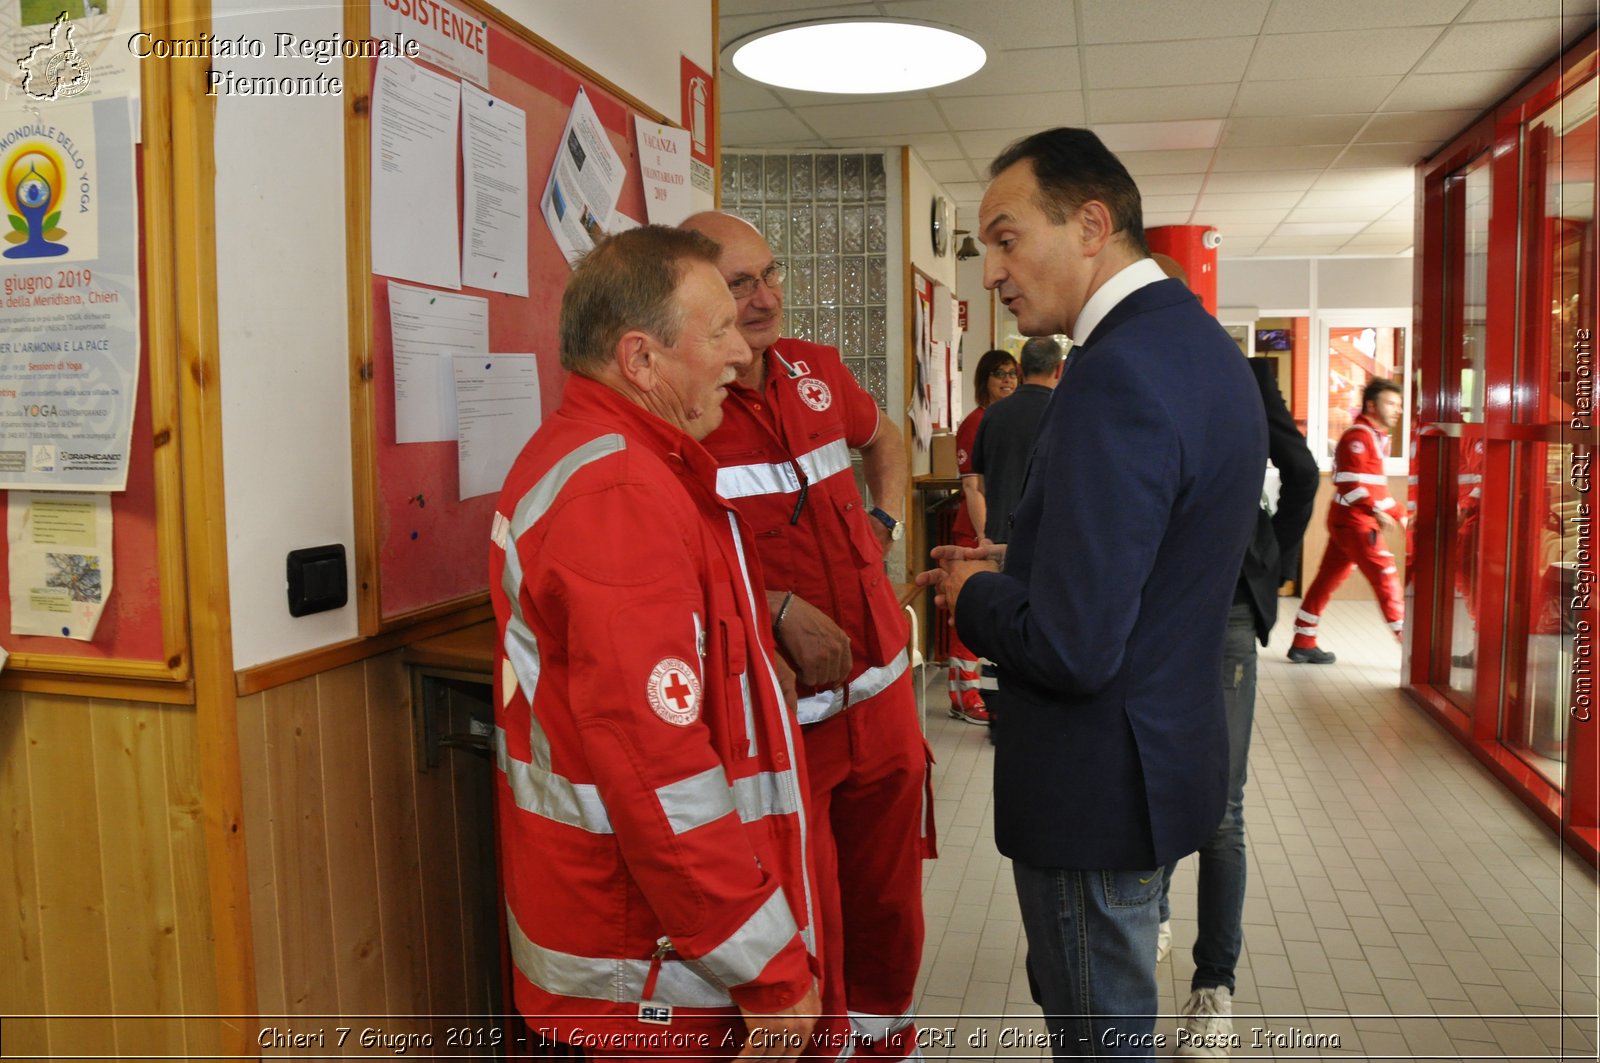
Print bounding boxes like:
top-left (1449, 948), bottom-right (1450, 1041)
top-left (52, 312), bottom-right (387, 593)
top-left (946, 348), bottom-right (1018, 723)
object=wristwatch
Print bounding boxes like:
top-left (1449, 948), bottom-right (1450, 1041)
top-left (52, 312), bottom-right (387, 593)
top-left (868, 506), bottom-right (905, 542)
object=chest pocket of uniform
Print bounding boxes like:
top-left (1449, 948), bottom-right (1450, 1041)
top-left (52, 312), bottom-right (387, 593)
top-left (712, 580), bottom-right (757, 759)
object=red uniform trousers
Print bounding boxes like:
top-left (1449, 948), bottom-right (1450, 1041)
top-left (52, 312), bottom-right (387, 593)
top-left (945, 530), bottom-right (984, 713)
top-left (804, 673), bottom-right (929, 1059)
top-left (1293, 521), bottom-right (1404, 647)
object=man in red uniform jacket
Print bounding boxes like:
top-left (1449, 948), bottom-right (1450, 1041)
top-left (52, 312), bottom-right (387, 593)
top-left (489, 226), bottom-right (821, 1056)
top-left (683, 211), bottom-right (929, 1061)
top-left (1290, 377), bottom-right (1406, 663)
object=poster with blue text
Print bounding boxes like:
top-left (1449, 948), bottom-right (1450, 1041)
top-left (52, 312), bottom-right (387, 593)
top-left (0, 96), bottom-right (137, 490)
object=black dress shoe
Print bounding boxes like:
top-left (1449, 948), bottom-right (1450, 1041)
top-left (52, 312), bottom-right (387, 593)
top-left (1287, 646), bottom-right (1337, 664)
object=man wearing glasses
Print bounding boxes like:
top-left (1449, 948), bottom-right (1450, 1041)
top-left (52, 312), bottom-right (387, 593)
top-left (682, 212), bottom-right (928, 1061)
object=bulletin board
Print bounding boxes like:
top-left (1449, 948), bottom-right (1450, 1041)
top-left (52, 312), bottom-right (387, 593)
top-left (345, 2), bottom-right (665, 631)
top-left (0, 145), bottom-right (187, 682)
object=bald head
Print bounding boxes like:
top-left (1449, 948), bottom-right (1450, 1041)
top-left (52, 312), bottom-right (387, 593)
top-left (681, 211), bottom-right (785, 363)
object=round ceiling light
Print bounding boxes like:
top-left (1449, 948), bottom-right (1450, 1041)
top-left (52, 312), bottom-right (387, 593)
top-left (729, 21), bottom-right (986, 95)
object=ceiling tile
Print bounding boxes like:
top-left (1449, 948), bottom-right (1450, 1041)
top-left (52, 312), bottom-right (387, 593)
top-left (1223, 115), bottom-right (1369, 148)
top-left (1286, 207), bottom-right (1391, 224)
top-left (719, 82), bottom-right (789, 113)
top-left (925, 158), bottom-right (979, 184)
top-left (1141, 194), bottom-right (1200, 215)
top-left (904, 133), bottom-right (966, 160)
top-left (1213, 145), bottom-right (1343, 171)
top-left (1383, 70), bottom-right (1529, 111)
top-left (1358, 110), bottom-right (1481, 145)
top-left (884, 0), bottom-right (1077, 49)
top-left (1296, 188), bottom-right (1410, 210)
top-left (956, 126), bottom-right (1061, 158)
top-left (1208, 222), bottom-right (1283, 236)
top-left (1310, 169), bottom-right (1416, 192)
top-left (1198, 191), bottom-right (1308, 210)
top-left (1117, 148), bottom-right (1222, 175)
top-left (1462, 0), bottom-right (1593, 23)
top-left (722, 109), bottom-right (821, 146)
top-left (1134, 173), bottom-right (1208, 195)
top-left (1276, 221), bottom-right (1370, 235)
top-left (1200, 208), bottom-right (1293, 225)
top-left (720, 0), bottom-right (877, 15)
top-left (1217, 240), bottom-right (1264, 256)
top-left (796, 98), bottom-right (948, 137)
top-left (1333, 144), bottom-right (1430, 168)
top-left (1080, 0), bottom-right (1271, 43)
top-left (721, 5), bottom-right (878, 48)
top-left (1094, 119), bottom-right (1223, 152)
top-left (1200, 171), bottom-right (1323, 193)
top-left (1341, 234), bottom-right (1416, 252)
top-left (1143, 212), bottom-right (1195, 227)
top-left (1363, 217), bottom-right (1418, 234)
top-left (939, 92), bottom-right (1085, 131)
top-left (931, 48), bottom-right (1079, 98)
top-left (940, 181), bottom-right (988, 201)
top-left (1417, 19), bottom-right (1569, 74)
top-left (1247, 28), bottom-right (1445, 80)
top-left (1263, 0), bottom-right (1469, 33)
top-left (1232, 76), bottom-right (1401, 118)
top-left (1084, 37), bottom-right (1257, 90)
top-left (1086, 84), bottom-right (1240, 124)
top-left (1259, 235), bottom-right (1351, 252)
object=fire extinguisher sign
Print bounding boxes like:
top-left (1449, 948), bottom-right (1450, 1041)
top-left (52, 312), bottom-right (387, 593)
top-left (680, 55), bottom-right (715, 195)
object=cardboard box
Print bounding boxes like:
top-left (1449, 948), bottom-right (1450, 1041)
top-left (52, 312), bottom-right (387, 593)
top-left (930, 432), bottom-right (958, 478)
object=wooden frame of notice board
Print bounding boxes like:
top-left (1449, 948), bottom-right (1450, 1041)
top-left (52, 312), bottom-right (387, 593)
top-left (0, 0), bottom-right (192, 699)
top-left (344, 0), bottom-right (668, 635)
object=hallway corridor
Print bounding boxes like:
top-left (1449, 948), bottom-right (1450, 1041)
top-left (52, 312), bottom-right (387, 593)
top-left (915, 599), bottom-right (1600, 1060)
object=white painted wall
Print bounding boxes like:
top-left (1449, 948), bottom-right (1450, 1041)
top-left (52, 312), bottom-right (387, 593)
top-left (216, 1), bottom-right (715, 668)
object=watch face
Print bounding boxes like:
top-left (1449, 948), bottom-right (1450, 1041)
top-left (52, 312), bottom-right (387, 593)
top-left (891, 521), bottom-right (905, 541)
top-left (931, 196), bottom-right (949, 256)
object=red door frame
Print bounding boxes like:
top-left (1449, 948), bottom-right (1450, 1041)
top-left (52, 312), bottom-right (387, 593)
top-left (1412, 27), bottom-right (1600, 865)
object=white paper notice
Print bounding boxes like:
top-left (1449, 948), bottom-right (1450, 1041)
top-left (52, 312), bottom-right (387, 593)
top-left (371, 57), bottom-right (462, 290)
top-left (461, 83), bottom-right (529, 295)
top-left (454, 354), bottom-right (541, 500)
top-left (634, 118), bottom-right (692, 225)
top-left (389, 282), bottom-right (488, 443)
top-left (540, 88), bottom-right (627, 266)
top-left (8, 492), bottom-right (112, 641)
top-left (371, 0), bottom-right (488, 88)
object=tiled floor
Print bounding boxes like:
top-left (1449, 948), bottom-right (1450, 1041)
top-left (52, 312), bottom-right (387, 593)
top-left (914, 598), bottom-right (1600, 1060)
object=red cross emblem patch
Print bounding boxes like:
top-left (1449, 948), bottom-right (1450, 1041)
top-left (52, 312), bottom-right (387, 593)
top-left (797, 376), bottom-right (832, 412)
top-left (647, 657), bottom-right (701, 726)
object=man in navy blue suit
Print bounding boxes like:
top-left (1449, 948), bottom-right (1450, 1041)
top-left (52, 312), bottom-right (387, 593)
top-left (919, 128), bottom-right (1266, 1060)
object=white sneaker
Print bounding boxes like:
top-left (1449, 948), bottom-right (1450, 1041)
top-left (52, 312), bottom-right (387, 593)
top-left (1175, 986), bottom-right (1235, 1058)
top-left (1155, 919), bottom-right (1172, 963)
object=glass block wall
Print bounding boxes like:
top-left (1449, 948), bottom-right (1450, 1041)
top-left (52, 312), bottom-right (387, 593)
top-left (719, 151), bottom-right (893, 407)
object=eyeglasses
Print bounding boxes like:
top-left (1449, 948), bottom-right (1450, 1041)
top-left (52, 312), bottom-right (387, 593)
top-left (992, 368), bottom-right (1020, 380)
top-left (728, 261), bottom-right (786, 300)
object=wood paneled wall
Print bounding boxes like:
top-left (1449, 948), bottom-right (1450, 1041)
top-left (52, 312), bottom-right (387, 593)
top-left (0, 692), bottom-right (220, 1060)
top-left (237, 650), bottom-right (500, 1055)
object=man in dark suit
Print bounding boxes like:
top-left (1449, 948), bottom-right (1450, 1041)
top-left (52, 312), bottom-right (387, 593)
top-left (1161, 358), bottom-right (1318, 1057)
top-left (971, 335), bottom-right (1064, 544)
top-left (919, 128), bottom-right (1266, 1059)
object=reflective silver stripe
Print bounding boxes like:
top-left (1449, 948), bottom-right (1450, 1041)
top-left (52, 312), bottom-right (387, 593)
top-left (716, 439), bottom-right (852, 500)
top-left (497, 728), bottom-right (614, 833)
top-left (1295, 610), bottom-right (1319, 623)
top-left (952, 678), bottom-right (982, 691)
top-left (1390, 621), bottom-right (1405, 631)
top-left (1459, 473), bottom-right (1483, 484)
top-left (656, 765), bottom-right (738, 835)
top-left (732, 770), bottom-right (803, 823)
top-left (1294, 625), bottom-right (1317, 636)
top-left (740, 672), bottom-right (758, 758)
top-left (1382, 566), bottom-right (1398, 575)
top-left (978, 672), bottom-right (999, 691)
top-left (726, 511), bottom-right (815, 952)
top-left (1468, 487), bottom-right (1481, 499)
top-left (1375, 496), bottom-right (1397, 509)
top-left (796, 649), bottom-right (911, 725)
top-left (696, 887), bottom-right (799, 989)
top-left (1337, 487), bottom-right (1370, 505)
top-left (1333, 471), bottom-right (1390, 485)
top-left (506, 904), bottom-right (733, 1007)
top-left (497, 434), bottom-right (629, 835)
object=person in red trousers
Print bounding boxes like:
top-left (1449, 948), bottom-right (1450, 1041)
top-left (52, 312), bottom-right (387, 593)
top-left (1290, 377), bottom-right (1405, 663)
top-left (947, 348), bottom-right (1018, 724)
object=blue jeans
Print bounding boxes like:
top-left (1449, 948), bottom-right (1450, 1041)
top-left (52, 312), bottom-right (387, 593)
top-left (1159, 601), bottom-right (1256, 993)
top-left (1013, 862), bottom-right (1163, 1060)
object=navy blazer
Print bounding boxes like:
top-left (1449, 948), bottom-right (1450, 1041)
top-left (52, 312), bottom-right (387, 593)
top-left (954, 277), bottom-right (1267, 870)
